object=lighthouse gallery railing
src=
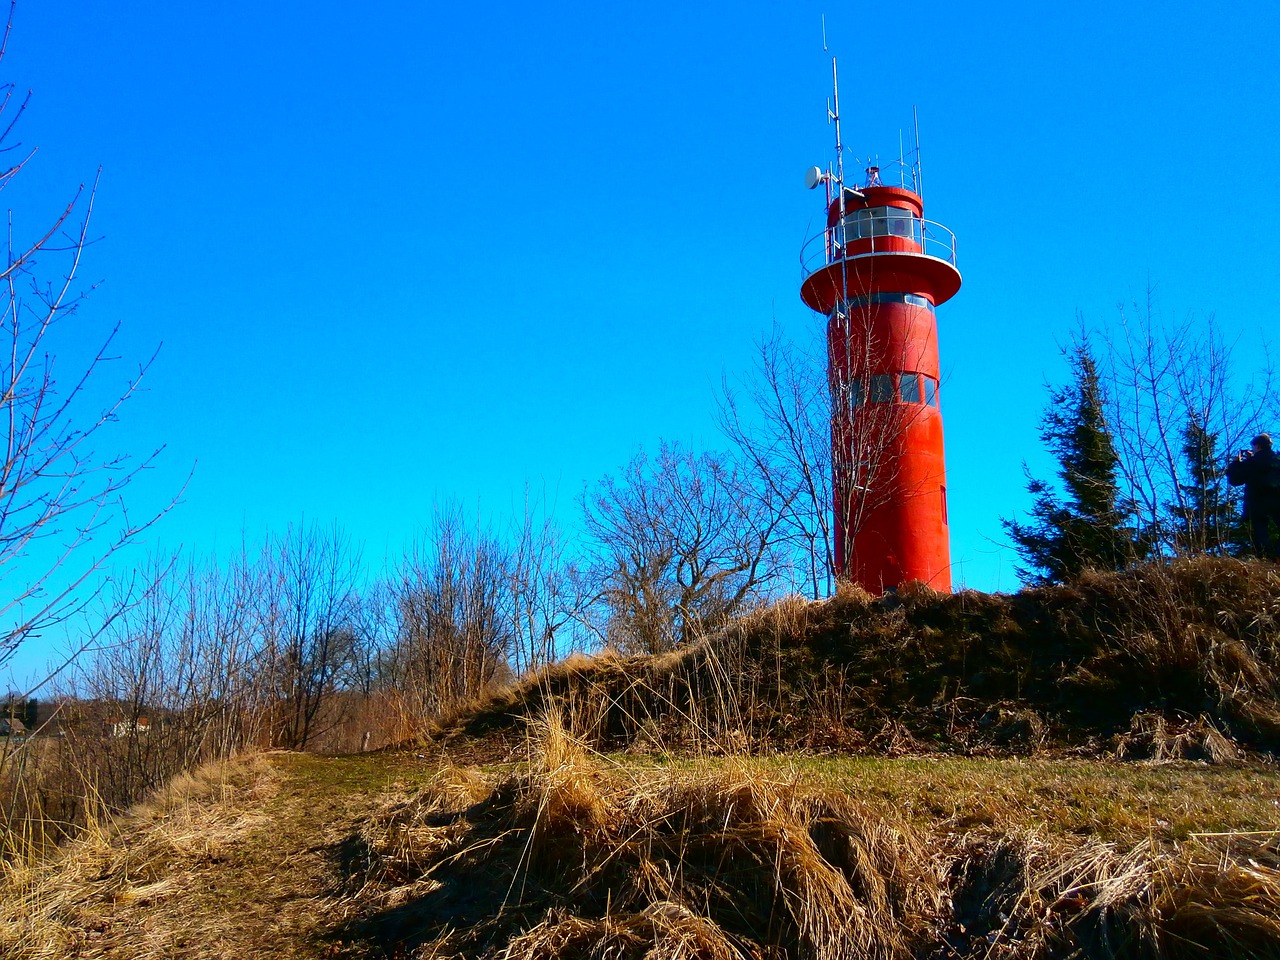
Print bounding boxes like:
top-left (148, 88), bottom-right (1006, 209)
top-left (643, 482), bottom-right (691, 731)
top-left (800, 215), bottom-right (958, 281)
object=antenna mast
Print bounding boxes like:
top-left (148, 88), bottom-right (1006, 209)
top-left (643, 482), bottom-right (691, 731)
top-left (913, 106), bottom-right (923, 201)
top-left (830, 56), bottom-right (844, 190)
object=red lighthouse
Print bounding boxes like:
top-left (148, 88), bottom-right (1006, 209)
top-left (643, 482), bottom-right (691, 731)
top-left (800, 72), bottom-right (961, 593)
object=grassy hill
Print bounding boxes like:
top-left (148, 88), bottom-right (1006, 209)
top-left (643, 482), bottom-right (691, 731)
top-left (3, 557), bottom-right (1280, 959)
top-left (441, 556), bottom-right (1280, 761)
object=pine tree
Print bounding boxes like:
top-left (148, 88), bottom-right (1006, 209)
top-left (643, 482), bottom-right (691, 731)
top-left (1003, 341), bottom-right (1145, 584)
top-left (1168, 416), bottom-right (1241, 555)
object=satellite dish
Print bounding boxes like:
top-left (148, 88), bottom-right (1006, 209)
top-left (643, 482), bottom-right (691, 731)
top-left (804, 165), bottom-right (825, 190)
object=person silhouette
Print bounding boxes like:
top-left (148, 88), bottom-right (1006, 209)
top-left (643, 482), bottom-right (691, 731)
top-left (1227, 433), bottom-right (1280, 560)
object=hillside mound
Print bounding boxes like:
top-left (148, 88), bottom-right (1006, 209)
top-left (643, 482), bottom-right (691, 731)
top-left (436, 557), bottom-right (1280, 760)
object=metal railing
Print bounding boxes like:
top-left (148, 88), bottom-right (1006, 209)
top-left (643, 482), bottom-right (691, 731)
top-left (800, 215), bottom-right (958, 280)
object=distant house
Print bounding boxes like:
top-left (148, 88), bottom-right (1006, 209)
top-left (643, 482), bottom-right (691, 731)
top-left (0, 717), bottom-right (27, 738)
top-left (107, 717), bottom-right (151, 738)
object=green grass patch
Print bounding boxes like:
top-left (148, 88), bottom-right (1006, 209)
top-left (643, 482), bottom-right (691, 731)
top-left (608, 752), bottom-right (1280, 845)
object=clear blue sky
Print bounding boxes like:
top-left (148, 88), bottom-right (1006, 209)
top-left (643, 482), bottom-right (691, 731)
top-left (4, 0), bottom-right (1279, 687)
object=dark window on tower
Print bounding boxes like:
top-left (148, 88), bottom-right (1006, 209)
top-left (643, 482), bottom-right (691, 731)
top-left (924, 377), bottom-right (938, 408)
top-left (839, 293), bottom-right (936, 313)
top-left (899, 373), bottom-right (922, 403)
top-left (842, 206), bottom-right (917, 241)
top-left (869, 374), bottom-right (894, 403)
top-left (849, 379), bottom-right (865, 410)
top-left (941, 485), bottom-right (948, 525)
top-left (842, 208), bottom-right (869, 240)
top-left (885, 207), bottom-right (914, 237)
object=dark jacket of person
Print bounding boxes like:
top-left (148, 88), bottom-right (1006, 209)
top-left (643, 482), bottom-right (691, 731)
top-left (1226, 447), bottom-right (1280, 519)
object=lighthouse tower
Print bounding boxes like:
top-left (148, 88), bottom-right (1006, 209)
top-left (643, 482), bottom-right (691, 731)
top-left (799, 69), bottom-right (961, 593)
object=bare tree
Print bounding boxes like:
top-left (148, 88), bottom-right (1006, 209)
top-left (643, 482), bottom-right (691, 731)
top-left (1095, 297), bottom-right (1277, 555)
top-left (719, 325), bottom-right (833, 599)
top-left (167, 547), bottom-right (264, 758)
top-left (389, 505), bottom-right (513, 722)
top-left (69, 560), bottom-right (174, 806)
top-left (60, 546), bottom-right (272, 808)
top-left (581, 442), bottom-right (782, 655)
top-left (257, 523), bottom-right (362, 749)
top-left (342, 578), bottom-right (395, 699)
top-left (507, 489), bottom-right (582, 674)
top-left (0, 8), bottom-right (175, 671)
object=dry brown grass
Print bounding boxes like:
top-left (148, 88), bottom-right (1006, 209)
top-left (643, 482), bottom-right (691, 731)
top-left (336, 736), bottom-right (1280, 958)
top-left (947, 829), bottom-right (1280, 958)
top-left (432, 557), bottom-right (1280, 761)
top-left (0, 752), bottom-right (280, 959)
top-left (3, 743), bottom-right (1278, 959)
top-left (339, 725), bottom-right (950, 960)
top-left (501, 903), bottom-right (744, 960)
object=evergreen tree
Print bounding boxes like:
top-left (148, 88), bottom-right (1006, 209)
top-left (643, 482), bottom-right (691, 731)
top-left (1168, 416), bottom-right (1241, 555)
top-left (1003, 341), bottom-right (1145, 584)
